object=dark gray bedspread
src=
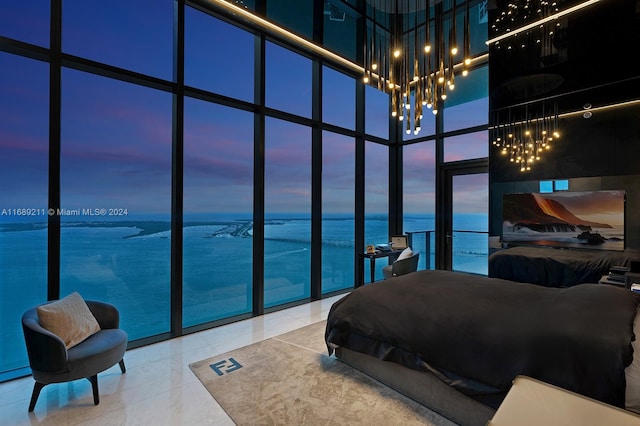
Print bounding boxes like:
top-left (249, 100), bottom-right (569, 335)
top-left (488, 246), bottom-right (639, 286)
top-left (325, 270), bottom-right (640, 408)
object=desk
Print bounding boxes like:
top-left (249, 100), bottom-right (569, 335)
top-left (358, 250), bottom-right (402, 287)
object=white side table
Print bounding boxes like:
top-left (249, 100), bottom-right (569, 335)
top-left (489, 375), bottom-right (640, 426)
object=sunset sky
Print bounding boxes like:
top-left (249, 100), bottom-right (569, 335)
top-left (0, 1), bottom-right (488, 219)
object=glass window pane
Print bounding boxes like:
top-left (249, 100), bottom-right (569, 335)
top-left (322, 131), bottom-right (355, 293)
top-left (183, 99), bottom-right (253, 327)
top-left (185, 7), bottom-right (254, 102)
top-left (266, 42), bottom-right (312, 118)
top-left (60, 69), bottom-right (172, 341)
top-left (469, 0), bottom-right (489, 58)
top-left (444, 66), bottom-right (489, 132)
top-left (322, 66), bottom-right (355, 130)
top-left (365, 86), bottom-right (389, 139)
top-left (323, 1), bottom-right (358, 62)
top-left (452, 173), bottom-right (488, 275)
top-left (0, 1), bottom-right (49, 47)
top-left (264, 118), bottom-right (311, 307)
top-left (62, 0), bottom-right (173, 80)
top-left (364, 141), bottom-right (388, 282)
top-left (403, 142), bottom-right (435, 270)
top-left (0, 53), bottom-right (49, 377)
top-left (444, 131), bottom-right (488, 162)
top-left (266, 0), bottom-right (313, 40)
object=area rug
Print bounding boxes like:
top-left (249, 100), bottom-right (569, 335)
top-left (189, 321), bottom-right (456, 425)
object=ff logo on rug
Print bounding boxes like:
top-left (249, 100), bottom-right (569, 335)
top-left (210, 357), bottom-right (243, 376)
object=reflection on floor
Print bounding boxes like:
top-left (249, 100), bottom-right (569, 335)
top-left (0, 294), bottom-right (345, 426)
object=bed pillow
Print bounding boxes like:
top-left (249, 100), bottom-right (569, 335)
top-left (36, 292), bottom-right (101, 349)
top-left (396, 247), bottom-right (414, 261)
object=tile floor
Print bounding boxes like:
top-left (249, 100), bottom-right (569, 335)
top-left (1, 294), bottom-right (345, 425)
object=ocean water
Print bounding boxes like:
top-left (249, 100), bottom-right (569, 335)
top-left (503, 223), bottom-right (625, 251)
top-left (0, 214), bottom-right (488, 377)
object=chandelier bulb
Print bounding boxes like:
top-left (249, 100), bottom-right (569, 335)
top-left (363, 76), bottom-right (369, 83)
top-left (451, 47), bottom-right (458, 55)
top-left (371, 63), bottom-right (377, 70)
top-left (393, 49), bottom-right (401, 58)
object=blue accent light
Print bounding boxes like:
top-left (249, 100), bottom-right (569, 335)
top-left (539, 181), bottom-right (553, 193)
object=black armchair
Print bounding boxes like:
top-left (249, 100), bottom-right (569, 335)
top-left (21, 300), bottom-right (127, 412)
top-left (382, 252), bottom-right (420, 279)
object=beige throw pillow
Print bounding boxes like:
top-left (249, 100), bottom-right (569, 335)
top-left (37, 292), bottom-right (101, 349)
top-left (396, 247), bottom-right (414, 261)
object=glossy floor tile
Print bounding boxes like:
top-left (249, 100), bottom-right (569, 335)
top-left (1, 294), bottom-right (345, 425)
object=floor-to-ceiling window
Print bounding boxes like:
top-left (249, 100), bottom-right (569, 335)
top-left (364, 142), bottom-right (389, 282)
top-left (440, 64), bottom-right (490, 274)
top-left (322, 131), bottom-right (355, 293)
top-left (263, 41), bottom-right (313, 307)
top-left (451, 172), bottom-right (488, 274)
top-left (59, 69), bottom-right (173, 341)
top-left (0, 0), bottom-right (489, 381)
top-left (264, 117), bottom-right (312, 307)
top-left (183, 100), bottom-right (254, 327)
top-left (363, 86), bottom-right (390, 282)
top-left (403, 142), bottom-right (436, 270)
top-left (0, 53), bottom-right (49, 379)
top-left (321, 66), bottom-right (356, 294)
top-left (182, 6), bottom-right (255, 328)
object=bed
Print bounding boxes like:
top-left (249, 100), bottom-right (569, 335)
top-left (325, 269), bottom-right (640, 426)
top-left (488, 245), bottom-right (639, 287)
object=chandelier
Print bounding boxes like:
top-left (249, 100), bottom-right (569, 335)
top-left (491, 102), bottom-right (560, 172)
top-left (362, 0), bottom-right (474, 135)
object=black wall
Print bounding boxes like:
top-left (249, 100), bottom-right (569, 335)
top-left (488, 0), bottom-right (640, 249)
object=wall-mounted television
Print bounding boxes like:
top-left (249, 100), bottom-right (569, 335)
top-left (502, 190), bottom-right (625, 251)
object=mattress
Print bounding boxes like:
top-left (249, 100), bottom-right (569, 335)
top-left (488, 246), bottom-right (639, 287)
top-left (325, 270), bottom-right (640, 410)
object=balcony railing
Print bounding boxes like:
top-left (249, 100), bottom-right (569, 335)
top-left (406, 229), bottom-right (488, 275)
